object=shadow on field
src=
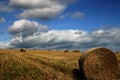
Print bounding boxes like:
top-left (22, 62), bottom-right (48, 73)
top-left (72, 48), bottom-right (119, 80)
top-left (72, 68), bottom-right (86, 80)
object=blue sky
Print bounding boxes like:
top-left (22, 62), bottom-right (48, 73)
top-left (0, 0), bottom-right (120, 51)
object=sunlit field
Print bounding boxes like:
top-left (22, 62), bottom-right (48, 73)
top-left (0, 49), bottom-right (82, 80)
top-left (0, 49), bottom-right (120, 80)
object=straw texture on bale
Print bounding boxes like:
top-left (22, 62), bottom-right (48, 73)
top-left (79, 48), bottom-right (118, 80)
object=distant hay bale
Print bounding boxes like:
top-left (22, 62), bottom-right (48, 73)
top-left (79, 48), bottom-right (118, 80)
top-left (64, 49), bottom-right (69, 53)
top-left (73, 49), bottom-right (80, 53)
top-left (20, 48), bottom-right (26, 52)
top-left (56, 49), bottom-right (59, 51)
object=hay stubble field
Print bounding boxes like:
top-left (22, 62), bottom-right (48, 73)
top-left (0, 49), bottom-right (81, 80)
top-left (0, 49), bottom-right (120, 80)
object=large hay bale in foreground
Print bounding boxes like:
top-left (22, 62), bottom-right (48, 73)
top-left (79, 48), bottom-right (118, 80)
top-left (20, 48), bottom-right (26, 52)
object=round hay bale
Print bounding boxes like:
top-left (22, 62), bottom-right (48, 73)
top-left (64, 49), bottom-right (69, 53)
top-left (79, 48), bottom-right (118, 80)
top-left (73, 49), bottom-right (80, 53)
top-left (20, 48), bottom-right (26, 52)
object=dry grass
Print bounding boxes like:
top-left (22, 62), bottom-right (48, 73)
top-left (0, 49), bottom-right (81, 80)
top-left (0, 48), bottom-right (120, 80)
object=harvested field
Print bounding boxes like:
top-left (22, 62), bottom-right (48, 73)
top-left (0, 49), bottom-right (81, 80)
top-left (0, 49), bottom-right (120, 80)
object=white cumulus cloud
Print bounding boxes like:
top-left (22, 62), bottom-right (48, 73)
top-left (9, 0), bottom-right (67, 19)
top-left (8, 19), bottom-right (48, 37)
top-left (8, 26), bottom-right (120, 51)
top-left (0, 42), bottom-right (10, 49)
top-left (6, 20), bottom-right (120, 51)
top-left (9, 29), bottom-right (90, 49)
